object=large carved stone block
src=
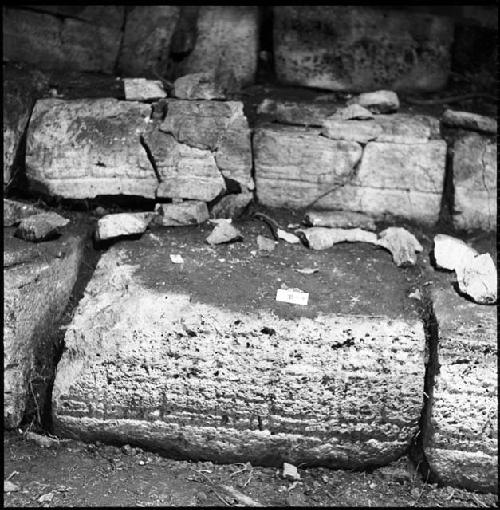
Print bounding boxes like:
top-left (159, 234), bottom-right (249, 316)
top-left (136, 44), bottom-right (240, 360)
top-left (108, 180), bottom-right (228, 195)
top-left (452, 134), bottom-right (497, 232)
top-left (26, 98), bottom-right (158, 199)
top-left (273, 6), bottom-right (454, 92)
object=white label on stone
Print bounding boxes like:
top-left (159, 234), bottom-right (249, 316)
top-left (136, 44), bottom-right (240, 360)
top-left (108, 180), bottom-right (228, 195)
top-left (276, 288), bottom-right (309, 305)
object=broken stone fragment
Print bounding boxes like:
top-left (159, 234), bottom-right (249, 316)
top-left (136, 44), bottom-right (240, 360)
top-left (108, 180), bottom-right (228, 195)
top-left (257, 234), bottom-right (276, 252)
top-left (377, 227), bottom-right (423, 267)
top-left (206, 221), bottom-right (243, 245)
top-left (442, 109), bottom-right (497, 135)
top-left (4, 481), bottom-right (19, 493)
top-left (123, 78), bottom-right (167, 101)
top-left (329, 104), bottom-right (374, 120)
top-left (304, 210), bottom-right (376, 231)
top-left (282, 462), bottom-right (300, 481)
top-left (173, 72), bottom-right (226, 100)
top-left (25, 431), bottom-right (61, 448)
top-left (257, 98), bottom-right (337, 126)
top-left (210, 192), bottom-right (253, 219)
top-left (15, 212), bottom-right (70, 242)
top-left (433, 234), bottom-right (478, 271)
top-left (349, 90), bottom-right (400, 114)
top-left (156, 201), bottom-right (209, 226)
top-left (299, 227), bottom-right (378, 250)
top-left (277, 229), bottom-right (301, 244)
top-left (455, 253), bottom-right (497, 305)
top-left (95, 212), bottom-right (151, 241)
top-left (3, 199), bottom-right (46, 227)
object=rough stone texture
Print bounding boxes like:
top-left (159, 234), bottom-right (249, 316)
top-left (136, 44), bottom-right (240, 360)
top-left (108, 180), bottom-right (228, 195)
top-left (257, 99), bottom-right (338, 127)
top-left (299, 227), bottom-right (378, 251)
top-left (173, 72), bottom-right (226, 101)
top-left (15, 212), bottom-right (70, 243)
top-left (376, 227), bottom-right (423, 267)
top-left (349, 91), bottom-right (400, 114)
top-left (156, 201), bottom-right (209, 226)
top-left (455, 254), bottom-right (497, 305)
top-left (442, 110), bottom-right (497, 135)
top-left (52, 227), bottom-right (425, 467)
top-left (95, 213), bottom-right (152, 242)
top-left (4, 223), bottom-right (89, 428)
top-left (3, 199), bottom-right (46, 227)
top-left (3, 7), bottom-right (122, 74)
top-left (210, 193), bottom-right (253, 219)
top-left (425, 286), bottom-right (498, 493)
top-left (304, 211), bottom-right (376, 231)
top-left (118, 6), bottom-right (180, 77)
top-left (452, 134), bottom-right (497, 232)
top-left (433, 234), bottom-right (477, 272)
top-left (3, 63), bottom-right (49, 187)
top-left (160, 100), bottom-right (254, 191)
top-left (206, 222), bottom-right (243, 245)
top-left (19, 6), bottom-right (125, 28)
top-left (254, 125), bottom-right (446, 224)
top-left (144, 129), bottom-right (225, 202)
top-left (330, 104), bottom-right (374, 120)
top-left (26, 98), bottom-right (158, 199)
top-left (173, 6), bottom-right (258, 89)
top-left (273, 6), bottom-right (454, 92)
top-left (123, 79), bottom-right (167, 102)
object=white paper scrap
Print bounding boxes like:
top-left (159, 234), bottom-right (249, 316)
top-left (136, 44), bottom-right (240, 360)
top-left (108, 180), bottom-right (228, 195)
top-left (276, 288), bottom-right (309, 305)
top-left (170, 254), bottom-right (184, 264)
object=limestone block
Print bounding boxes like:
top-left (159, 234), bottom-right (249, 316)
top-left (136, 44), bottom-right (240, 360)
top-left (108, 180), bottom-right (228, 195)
top-left (3, 199), bottom-right (45, 227)
top-left (156, 201), bottom-right (209, 226)
top-left (118, 6), bottom-right (180, 77)
top-left (349, 90), bottom-right (400, 114)
top-left (273, 6), bottom-right (454, 92)
top-left (425, 287), bottom-right (498, 493)
top-left (4, 226), bottom-right (89, 428)
top-left (15, 212), bottom-right (70, 243)
top-left (52, 232), bottom-right (426, 468)
top-left (123, 79), bottom-right (167, 102)
top-left (144, 129), bottom-right (225, 202)
top-left (95, 213), bottom-right (152, 242)
top-left (174, 6), bottom-right (258, 88)
top-left (3, 7), bottom-right (122, 74)
top-left (257, 99), bottom-right (338, 127)
top-left (442, 110), bottom-right (497, 135)
top-left (452, 134), bottom-right (497, 231)
top-left (26, 98), bottom-right (158, 199)
top-left (160, 100), bottom-right (253, 190)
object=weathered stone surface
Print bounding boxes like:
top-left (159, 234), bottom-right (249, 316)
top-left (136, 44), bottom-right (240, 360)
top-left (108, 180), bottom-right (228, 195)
top-left (26, 98), bottom-right (158, 199)
top-left (442, 110), bottom-right (497, 135)
top-left (3, 63), bottom-right (49, 187)
top-left (322, 114), bottom-right (440, 144)
top-left (206, 222), bottom-right (243, 245)
top-left (377, 227), bottom-right (423, 267)
top-left (15, 212), bottom-right (70, 243)
top-left (144, 129), bottom-right (225, 202)
top-left (173, 72), bottom-right (226, 100)
top-left (425, 287), bottom-right (498, 493)
top-left (273, 6), bottom-right (453, 92)
top-left (160, 100), bottom-right (254, 191)
top-left (210, 193), bottom-right (253, 219)
top-left (118, 6), bottom-right (180, 77)
top-left (330, 104), bottom-right (374, 120)
top-left (52, 228), bottom-right (425, 467)
top-left (300, 227), bottom-right (378, 250)
top-left (257, 99), bottom-right (338, 127)
top-left (156, 201), bottom-right (209, 226)
top-left (3, 7), bottom-right (122, 74)
top-left (173, 6), bottom-right (258, 89)
top-left (20, 6), bottom-right (125, 28)
top-left (3, 199), bottom-right (46, 227)
top-left (4, 224), bottom-right (89, 428)
top-left (257, 234), bottom-right (276, 252)
top-left (455, 253), bottom-right (497, 305)
top-left (95, 213), bottom-right (152, 242)
top-left (304, 210), bottom-right (376, 231)
top-left (452, 134), bottom-right (497, 232)
top-left (349, 91), bottom-right (400, 113)
top-left (123, 79), bottom-right (167, 102)
top-left (433, 234), bottom-right (478, 272)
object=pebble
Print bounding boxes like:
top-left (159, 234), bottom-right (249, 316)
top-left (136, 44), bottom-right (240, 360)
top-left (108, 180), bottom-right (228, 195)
top-left (282, 462), bottom-right (301, 481)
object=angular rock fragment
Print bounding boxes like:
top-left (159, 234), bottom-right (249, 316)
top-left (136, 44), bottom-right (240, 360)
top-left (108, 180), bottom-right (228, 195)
top-left (257, 99), bottom-right (337, 126)
top-left (257, 235), bottom-right (276, 252)
top-left (377, 227), bottom-right (423, 267)
top-left (95, 213), bottom-right (151, 242)
top-left (15, 213), bottom-right (70, 242)
top-left (349, 90), bottom-right (400, 114)
top-left (433, 234), bottom-right (478, 271)
top-left (4, 481), bottom-right (19, 493)
top-left (455, 253), bottom-right (497, 305)
top-left (210, 192), bottom-right (253, 219)
top-left (305, 210), bottom-right (377, 231)
top-left (206, 222), bottom-right (243, 245)
top-left (329, 104), bottom-right (374, 120)
top-left (452, 134), bottom-right (497, 231)
top-left (123, 78), bottom-right (167, 101)
top-left (283, 463), bottom-right (300, 481)
top-left (425, 287), bottom-right (497, 492)
top-left (3, 199), bottom-right (46, 227)
top-left (173, 72), bottom-right (226, 100)
top-left (442, 109), bottom-right (497, 135)
top-left (155, 201), bottom-right (209, 227)
top-left (300, 227), bottom-right (377, 250)
top-left (26, 98), bottom-right (158, 199)
top-left (277, 229), bottom-right (301, 244)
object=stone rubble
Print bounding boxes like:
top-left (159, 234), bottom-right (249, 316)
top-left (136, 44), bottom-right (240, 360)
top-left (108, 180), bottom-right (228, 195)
top-left (206, 221), bottom-right (243, 245)
top-left (173, 72), bottom-right (226, 100)
top-left (376, 227), bottom-right (423, 267)
top-left (257, 234), bottom-right (276, 252)
top-left (348, 90), bottom-right (400, 114)
top-left (282, 463), bottom-right (301, 481)
top-left (155, 201), bottom-right (209, 227)
top-left (304, 210), bottom-right (377, 231)
top-left (123, 78), bottom-right (167, 101)
top-left (210, 192), bottom-right (253, 219)
top-left (15, 212), bottom-right (70, 242)
top-left (299, 227), bottom-right (378, 250)
top-left (455, 253), bottom-right (497, 305)
top-left (442, 109), bottom-right (497, 135)
top-left (433, 234), bottom-right (478, 271)
top-left (95, 212), bottom-right (152, 241)
top-left (3, 199), bottom-right (46, 227)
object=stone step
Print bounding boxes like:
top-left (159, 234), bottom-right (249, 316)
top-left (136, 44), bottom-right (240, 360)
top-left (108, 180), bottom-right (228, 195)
top-left (52, 220), bottom-right (426, 467)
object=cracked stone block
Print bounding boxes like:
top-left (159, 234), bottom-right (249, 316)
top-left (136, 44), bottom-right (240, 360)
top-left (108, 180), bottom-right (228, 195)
top-left (3, 63), bottom-right (49, 187)
top-left (118, 6), bottom-right (180, 77)
top-left (425, 286), bottom-right (498, 493)
top-left (2, 7), bottom-right (122, 74)
top-left (273, 6), bottom-right (454, 92)
top-left (160, 99), bottom-right (254, 191)
top-left (4, 223), bottom-right (90, 428)
top-left (173, 6), bottom-right (258, 89)
top-left (144, 129), bottom-right (226, 202)
top-left (452, 134), bottom-right (497, 232)
top-left (26, 98), bottom-right (158, 199)
top-left (52, 227), bottom-right (425, 467)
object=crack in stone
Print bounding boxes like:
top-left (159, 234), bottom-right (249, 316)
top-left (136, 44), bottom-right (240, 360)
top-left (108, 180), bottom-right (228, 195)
top-left (139, 135), bottom-right (162, 184)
